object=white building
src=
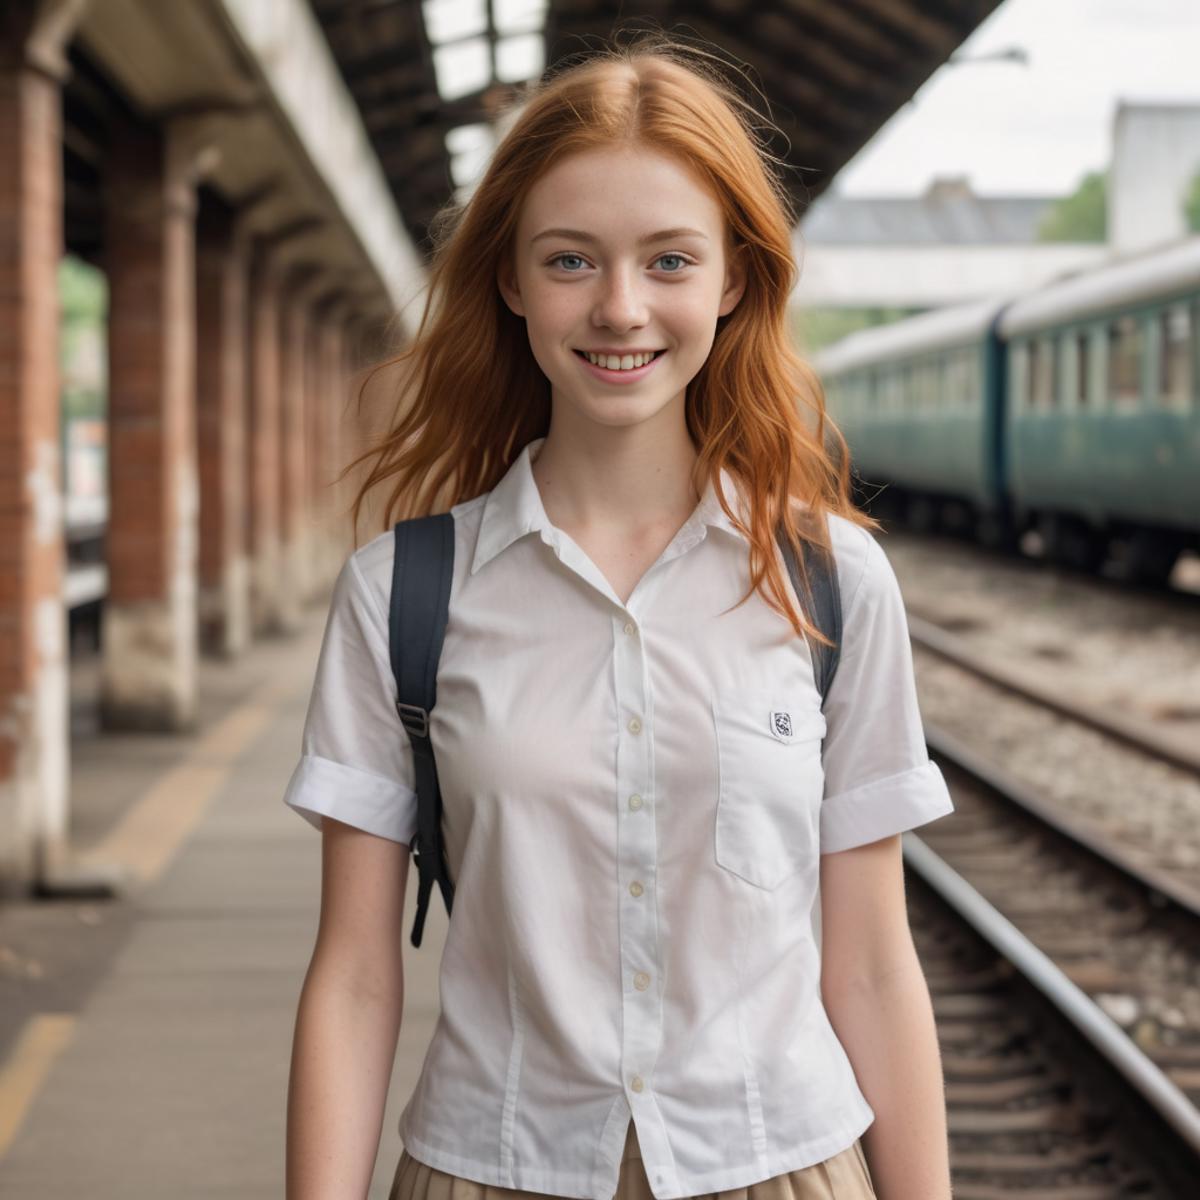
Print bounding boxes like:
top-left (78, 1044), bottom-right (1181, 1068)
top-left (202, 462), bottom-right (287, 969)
top-left (793, 175), bottom-right (1106, 309)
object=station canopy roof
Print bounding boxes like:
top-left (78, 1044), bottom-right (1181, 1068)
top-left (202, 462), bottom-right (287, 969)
top-left (309, 0), bottom-right (1003, 260)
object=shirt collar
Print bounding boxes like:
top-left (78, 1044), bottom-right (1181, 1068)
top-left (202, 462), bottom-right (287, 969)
top-left (469, 436), bottom-right (749, 576)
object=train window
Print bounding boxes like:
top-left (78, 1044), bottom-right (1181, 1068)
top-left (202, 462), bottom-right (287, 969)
top-left (1074, 332), bottom-right (1090, 407)
top-left (1012, 342), bottom-right (1028, 411)
top-left (966, 348), bottom-right (979, 408)
top-left (939, 356), bottom-right (954, 409)
top-left (920, 359), bottom-right (937, 410)
top-left (942, 348), bottom-right (968, 410)
top-left (1157, 303), bottom-right (1192, 411)
top-left (1107, 314), bottom-right (1143, 409)
top-left (1030, 337), bottom-right (1056, 410)
top-left (882, 367), bottom-right (900, 412)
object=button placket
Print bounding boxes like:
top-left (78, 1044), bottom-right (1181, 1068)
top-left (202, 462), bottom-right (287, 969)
top-left (613, 608), bottom-right (662, 1116)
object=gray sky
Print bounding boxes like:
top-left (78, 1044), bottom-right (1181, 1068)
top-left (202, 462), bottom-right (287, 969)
top-left (835, 0), bottom-right (1200, 197)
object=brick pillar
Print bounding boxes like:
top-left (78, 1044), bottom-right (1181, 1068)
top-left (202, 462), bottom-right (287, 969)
top-left (196, 197), bottom-right (250, 657)
top-left (309, 309), bottom-right (343, 571)
top-left (317, 308), bottom-right (349, 579)
top-left (246, 245), bottom-right (283, 635)
top-left (345, 313), bottom-right (371, 461)
top-left (276, 280), bottom-right (309, 631)
top-left (100, 123), bottom-right (202, 731)
top-left (341, 313), bottom-right (371, 544)
top-left (302, 304), bottom-right (326, 598)
top-left (339, 314), bottom-right (359, 541)
top-left (0, 9), bottom-right (75, 891)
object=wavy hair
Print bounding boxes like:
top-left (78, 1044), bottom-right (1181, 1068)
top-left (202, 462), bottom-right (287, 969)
top-left (344, 28), bottom-right (877, 647)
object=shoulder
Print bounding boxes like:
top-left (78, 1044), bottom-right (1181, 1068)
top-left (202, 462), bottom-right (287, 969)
top-left (340, 492), bottom-right (492, 622)
top-left (807, 510), bottom-right (892, 625)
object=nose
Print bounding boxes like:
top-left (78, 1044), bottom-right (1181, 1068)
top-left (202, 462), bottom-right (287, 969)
top-left (592, 263), bottom-right (649, 331)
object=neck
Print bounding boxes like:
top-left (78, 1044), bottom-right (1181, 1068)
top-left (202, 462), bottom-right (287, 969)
top-left (530, 421), bottom-right (701, 537)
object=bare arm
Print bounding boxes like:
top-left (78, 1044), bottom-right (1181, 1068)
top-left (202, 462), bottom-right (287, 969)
top-left (819, 834), bottom-right (952, 1199)
top-left (286, 817), bottom-right (412, 1199)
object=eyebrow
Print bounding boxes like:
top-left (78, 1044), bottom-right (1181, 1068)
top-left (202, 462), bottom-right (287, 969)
top-left (530, 227), bottom-right (710, 245)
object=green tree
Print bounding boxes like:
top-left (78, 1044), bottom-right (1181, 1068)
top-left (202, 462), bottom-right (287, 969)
top-left (1184, 167), bottom-right (1200, 233)
top-left (1036, 169), bottom-right (1107, 242)
top-left (59, 254), bottom-right (107, 420)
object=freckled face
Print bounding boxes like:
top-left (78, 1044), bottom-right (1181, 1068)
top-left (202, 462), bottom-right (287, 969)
top-left (497, 144), bottom-right (745, 434)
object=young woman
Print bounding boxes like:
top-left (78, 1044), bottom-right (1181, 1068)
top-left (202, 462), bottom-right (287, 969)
top-left (282, 32), bottom-right (955, 1200)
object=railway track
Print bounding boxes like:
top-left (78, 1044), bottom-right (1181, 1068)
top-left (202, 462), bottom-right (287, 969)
top-left (908, 611), bottom-right (1200, 787)
top-left (906, 845), bottom-right (1200, 1196)
top-left (896, 613), bottom-right (1200, 1191)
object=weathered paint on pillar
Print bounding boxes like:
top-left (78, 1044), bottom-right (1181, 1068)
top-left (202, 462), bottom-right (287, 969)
top-left (0, 3), bottom-right (82, 892)
top-left (100, 122), bottom-right (203, 731)
top-left (196, 198), bottom-right (250, 657)
top-left (246, 246), bottom-right (284, 635)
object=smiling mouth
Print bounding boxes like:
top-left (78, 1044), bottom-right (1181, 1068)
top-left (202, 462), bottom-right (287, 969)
top-left (573, 349), bottom-right (666, 366)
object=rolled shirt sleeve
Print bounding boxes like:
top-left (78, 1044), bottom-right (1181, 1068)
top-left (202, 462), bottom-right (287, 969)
top-left (818, 526), bottom-right (955, 854)
top-left (281, 550), bottom-right (419, 846)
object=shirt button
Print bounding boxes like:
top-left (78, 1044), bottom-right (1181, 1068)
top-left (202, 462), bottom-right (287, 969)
top-left (623, 621), bottom-right (636, 635)
top-left (629, 794), bottom-right (643, 810)
top-left (634, 971), bottom-right (651, 990)
top-left (629, 881), bottom-right (644, 897)
top-left (628, 716), bottom-right (642, 734)
top-left (631, 1075), bottom-right (644, 1093)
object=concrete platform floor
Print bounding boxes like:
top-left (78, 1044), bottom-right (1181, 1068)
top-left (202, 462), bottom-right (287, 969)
top-left (0, 589), bottom-right (445, 1197)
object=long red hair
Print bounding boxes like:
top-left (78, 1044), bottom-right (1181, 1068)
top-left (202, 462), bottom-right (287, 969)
top-left (344, 30), bottom-right (876, 647)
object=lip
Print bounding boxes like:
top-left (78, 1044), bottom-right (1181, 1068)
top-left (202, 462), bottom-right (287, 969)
top-left (573, 348), bottom-right (665, 384)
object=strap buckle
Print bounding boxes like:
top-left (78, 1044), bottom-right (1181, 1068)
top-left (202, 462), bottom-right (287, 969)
top-left (395, 700), bottom-right (430, 738)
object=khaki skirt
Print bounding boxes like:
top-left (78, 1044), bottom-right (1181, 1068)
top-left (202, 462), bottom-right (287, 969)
top-left (389, 1119), bottom-right (877, 1200)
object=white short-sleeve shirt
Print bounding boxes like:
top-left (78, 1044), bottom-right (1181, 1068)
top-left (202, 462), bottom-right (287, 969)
top-left (282, 434), bottom-right (955, 1200)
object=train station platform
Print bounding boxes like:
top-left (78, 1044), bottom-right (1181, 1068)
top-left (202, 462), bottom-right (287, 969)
top-left (0, 586), bottom-right (438, 1198)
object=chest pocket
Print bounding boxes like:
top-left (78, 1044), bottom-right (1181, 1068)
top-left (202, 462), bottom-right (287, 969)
top-left (710, 689), bottom-right (827, 890)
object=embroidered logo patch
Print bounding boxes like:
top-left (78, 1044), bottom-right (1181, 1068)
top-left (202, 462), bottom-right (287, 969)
top-left (769, 709), bottom-right (794, 742)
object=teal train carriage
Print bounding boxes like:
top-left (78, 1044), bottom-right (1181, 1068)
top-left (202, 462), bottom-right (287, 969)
top-left (814, 234), bottom-right (1200, 584)
top-left (814, 297), bottom-right (1013, 546)
top-left (996, 236), bottom-right (1200, 581)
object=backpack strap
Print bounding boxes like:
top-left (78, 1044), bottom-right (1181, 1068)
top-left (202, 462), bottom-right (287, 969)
top-left (389, 512), bottom-right (456, 948)
top-left (774, 517), bottom-right (843, 705)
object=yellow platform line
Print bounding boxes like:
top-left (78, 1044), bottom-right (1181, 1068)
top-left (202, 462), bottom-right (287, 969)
top-left (0, 1015), bottom-right (76, 1157)
top-left (0, 643), bottom-right (315, 1159)
top-left (74, 690), bottom-right (279, 887)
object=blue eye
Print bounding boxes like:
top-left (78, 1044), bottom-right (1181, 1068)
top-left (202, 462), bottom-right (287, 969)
top-left (547, 253), bottom-right (693, 273)
top-left (551, 253), bottom-right (587, 272)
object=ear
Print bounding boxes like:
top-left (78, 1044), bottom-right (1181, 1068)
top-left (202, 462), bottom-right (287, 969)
top-left (497, 258), bottom-right (525, 317)
top-left (718, 244), bottom-right (747, 318)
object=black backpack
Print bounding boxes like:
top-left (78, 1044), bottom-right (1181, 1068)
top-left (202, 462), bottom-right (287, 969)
top-left (389, 511), bottom-right (843, 948)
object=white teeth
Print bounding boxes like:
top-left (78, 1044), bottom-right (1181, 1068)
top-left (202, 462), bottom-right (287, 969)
top-left (584, 350), bottom-right (659, 370)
